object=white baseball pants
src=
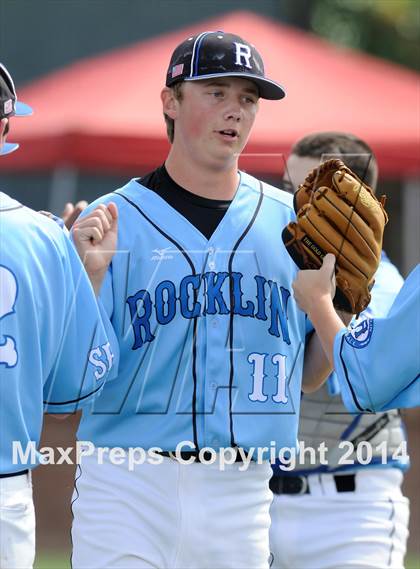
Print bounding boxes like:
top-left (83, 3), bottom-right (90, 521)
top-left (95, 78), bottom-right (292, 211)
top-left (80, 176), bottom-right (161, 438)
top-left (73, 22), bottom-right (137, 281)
top-left (0, 472), bottom-right (35, 569)
top-left (71, 451), bottom-right (273, 568)
top-left (269, 468), bottom-right (409, 569)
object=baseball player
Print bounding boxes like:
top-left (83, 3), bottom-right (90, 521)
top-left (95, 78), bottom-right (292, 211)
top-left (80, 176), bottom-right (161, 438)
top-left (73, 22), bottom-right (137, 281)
top-left (269, 132), bottom-right (410, 569)
top-left (0, 62), bottom-right (118, 569)
top-left (70, 32), bottom-right (334, 569)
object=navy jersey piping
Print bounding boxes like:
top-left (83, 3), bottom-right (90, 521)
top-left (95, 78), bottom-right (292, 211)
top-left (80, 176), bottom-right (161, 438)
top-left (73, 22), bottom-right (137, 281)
top-left (227, 181), bottom-right (264, 447)
top-left (339, 335), bottom-right (368, 412)
top-left (43, 381), bottom-right (103, 406)
top-left (113, 191), bottom-right (200, 452)
top-left (0, 204), bottom-right (23, 212)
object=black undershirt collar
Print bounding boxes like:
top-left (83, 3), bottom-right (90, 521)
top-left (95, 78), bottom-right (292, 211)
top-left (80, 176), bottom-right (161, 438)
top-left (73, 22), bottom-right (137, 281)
top-left (138, 164), bottom-right (232, 240)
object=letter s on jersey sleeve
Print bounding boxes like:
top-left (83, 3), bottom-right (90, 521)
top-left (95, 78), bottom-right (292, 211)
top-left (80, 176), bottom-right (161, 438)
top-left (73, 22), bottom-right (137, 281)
top-left (87, 299), bottom-right (118, 382)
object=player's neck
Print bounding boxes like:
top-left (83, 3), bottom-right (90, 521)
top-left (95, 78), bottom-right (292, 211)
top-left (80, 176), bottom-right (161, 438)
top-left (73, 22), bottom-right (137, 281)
top-left (165, 150), bottom-right (239, 201)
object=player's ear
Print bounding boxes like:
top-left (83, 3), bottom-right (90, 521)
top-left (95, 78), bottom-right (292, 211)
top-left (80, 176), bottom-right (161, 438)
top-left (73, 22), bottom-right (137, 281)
top-left (161, 87), bottom-right (178, 120)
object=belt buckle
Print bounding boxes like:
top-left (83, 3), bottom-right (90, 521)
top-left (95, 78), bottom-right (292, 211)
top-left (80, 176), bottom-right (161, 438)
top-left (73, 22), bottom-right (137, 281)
top-left (297, 475), bottom-right (309, 495)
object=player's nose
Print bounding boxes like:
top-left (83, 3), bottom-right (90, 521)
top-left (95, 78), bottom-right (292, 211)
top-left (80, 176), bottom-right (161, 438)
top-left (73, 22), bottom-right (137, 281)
top-left (223, 106), bottom-right (241, 122)
top-left (222, 96), bottom-right (242, 122)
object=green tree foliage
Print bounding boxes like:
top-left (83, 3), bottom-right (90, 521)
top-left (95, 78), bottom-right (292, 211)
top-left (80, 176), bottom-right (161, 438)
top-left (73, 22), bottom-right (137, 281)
top-left (309, 0), bottom-right (419, 71)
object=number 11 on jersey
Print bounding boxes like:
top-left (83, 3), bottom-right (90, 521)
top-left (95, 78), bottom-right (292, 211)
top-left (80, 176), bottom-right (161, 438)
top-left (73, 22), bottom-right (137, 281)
top-left (248, 353), bottom-right (288, 404)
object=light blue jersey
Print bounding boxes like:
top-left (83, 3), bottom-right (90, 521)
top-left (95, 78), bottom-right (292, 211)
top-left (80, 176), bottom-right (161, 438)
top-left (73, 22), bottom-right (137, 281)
top-left (273, 253), bottom-right (408, 476)
top-left (77, 172), bottom-right (313, 452)
top-left (0, 193), bottom-right (117, 473)
top-left (335, 264), bottom-right (420, 412)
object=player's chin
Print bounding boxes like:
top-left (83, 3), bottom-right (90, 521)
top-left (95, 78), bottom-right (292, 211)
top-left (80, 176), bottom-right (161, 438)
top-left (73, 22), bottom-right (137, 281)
top-left (215, 138), bottom-right (244, 159)
top-left (212, 149), bottom-right (241, 168)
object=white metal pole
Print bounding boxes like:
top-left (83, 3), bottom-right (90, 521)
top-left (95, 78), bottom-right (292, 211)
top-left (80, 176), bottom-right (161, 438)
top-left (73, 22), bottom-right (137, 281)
top-left (48, 165), bottom-right (78, 216)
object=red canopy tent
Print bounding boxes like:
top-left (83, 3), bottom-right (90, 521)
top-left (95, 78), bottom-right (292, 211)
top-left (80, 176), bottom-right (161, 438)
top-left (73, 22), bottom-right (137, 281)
top-left (4, 11), bottom-right (420, 178)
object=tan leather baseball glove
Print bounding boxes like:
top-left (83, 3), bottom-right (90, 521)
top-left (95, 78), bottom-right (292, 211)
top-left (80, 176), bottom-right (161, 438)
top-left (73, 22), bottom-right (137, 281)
top-left (282, 158), bottom-right (388, 314)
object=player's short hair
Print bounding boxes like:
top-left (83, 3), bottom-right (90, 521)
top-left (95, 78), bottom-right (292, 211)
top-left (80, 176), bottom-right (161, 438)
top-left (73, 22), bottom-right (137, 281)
top-left (163, 82), bottom-right (184, 144)
top-left (291, 131), bottom-right (378, 190)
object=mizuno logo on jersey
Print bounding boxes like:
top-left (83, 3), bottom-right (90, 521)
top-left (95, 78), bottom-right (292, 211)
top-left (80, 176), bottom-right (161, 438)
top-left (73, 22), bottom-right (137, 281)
top-left (150, 247), bottom-right (174, 261)
top-left (126, 271), bottom-right (291, 350)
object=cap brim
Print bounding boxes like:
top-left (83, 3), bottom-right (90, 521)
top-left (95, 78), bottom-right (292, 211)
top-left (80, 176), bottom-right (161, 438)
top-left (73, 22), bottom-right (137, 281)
top-left (15, 101), bottom-right (33, 116)
top-left (185, 72), bottom-right (286, 100)
top-left (0, 142), bottom-right (20, 156)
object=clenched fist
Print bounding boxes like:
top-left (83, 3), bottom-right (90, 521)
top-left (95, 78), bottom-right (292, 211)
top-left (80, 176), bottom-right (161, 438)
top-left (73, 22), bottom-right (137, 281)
top-left (72, 203), bottom-right (118, 295)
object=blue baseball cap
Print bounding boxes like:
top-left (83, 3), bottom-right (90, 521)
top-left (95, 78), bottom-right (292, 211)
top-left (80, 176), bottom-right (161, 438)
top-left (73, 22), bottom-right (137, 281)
top-left (0, 62), bottom-right (33, 156)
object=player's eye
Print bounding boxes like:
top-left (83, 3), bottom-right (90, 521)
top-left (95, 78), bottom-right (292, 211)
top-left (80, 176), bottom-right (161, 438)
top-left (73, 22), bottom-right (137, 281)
top-left (210, 91), bottom-right (224, 98)
top-left (243, 95), bottom-right (257, 104)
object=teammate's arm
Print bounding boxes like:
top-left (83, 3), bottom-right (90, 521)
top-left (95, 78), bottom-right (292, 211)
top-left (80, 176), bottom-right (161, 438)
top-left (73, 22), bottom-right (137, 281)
top-left (294, 255), bottom-right (348, 392)
top-left (43, 226), bottom-right (119, 413)
top-left (334, 265), bottom-right (420, 412)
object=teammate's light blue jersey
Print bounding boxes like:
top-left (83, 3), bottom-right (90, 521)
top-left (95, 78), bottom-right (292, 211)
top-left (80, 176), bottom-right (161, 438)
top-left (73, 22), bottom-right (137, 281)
top-left (272, 253), bottom-right (408, 477)
top-left (0, 193), bottom-right (117, 473)
top-left (335, 264), bottom-right (420, 412)
top-left (325, 251), bottom-right (404, 397)
top-left (77, 172), bottom-right (313, 452)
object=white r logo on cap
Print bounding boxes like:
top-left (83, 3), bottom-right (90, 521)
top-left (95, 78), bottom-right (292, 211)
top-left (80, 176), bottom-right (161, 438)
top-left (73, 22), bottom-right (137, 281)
top-left (234, 43), bottom-right (252, 69)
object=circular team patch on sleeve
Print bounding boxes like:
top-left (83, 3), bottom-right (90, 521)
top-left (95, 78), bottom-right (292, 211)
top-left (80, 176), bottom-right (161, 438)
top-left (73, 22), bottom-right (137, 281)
top-left (344, 317), bottom-right (374, 349)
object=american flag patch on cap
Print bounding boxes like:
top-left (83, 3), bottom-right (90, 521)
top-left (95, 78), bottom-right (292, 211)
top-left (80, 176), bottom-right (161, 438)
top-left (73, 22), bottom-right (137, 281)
top-left (4, 99), bottom-right (13, 115)
top-left (171, 63), bottom-right (184, 78)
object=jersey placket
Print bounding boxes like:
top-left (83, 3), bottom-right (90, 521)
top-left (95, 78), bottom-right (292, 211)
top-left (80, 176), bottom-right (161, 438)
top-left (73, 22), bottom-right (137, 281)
top-left (200, 245), bottom-right (231, 450)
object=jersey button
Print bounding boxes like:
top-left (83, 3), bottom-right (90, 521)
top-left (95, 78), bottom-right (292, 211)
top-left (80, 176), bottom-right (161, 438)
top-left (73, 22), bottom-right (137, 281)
top-left (210, 382), bottom-right (217, 390)
top-left (208, 261), bottom-right (215, 270)
top-left (208, 247), bottom-right (215, 256)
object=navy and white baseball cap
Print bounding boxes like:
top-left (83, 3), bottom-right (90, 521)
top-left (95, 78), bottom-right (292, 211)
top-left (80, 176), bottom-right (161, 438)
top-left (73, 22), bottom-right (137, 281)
top-left (0, 62), bottom-right (33, 155)
top-left (166, 31), bottom-right (286, 100)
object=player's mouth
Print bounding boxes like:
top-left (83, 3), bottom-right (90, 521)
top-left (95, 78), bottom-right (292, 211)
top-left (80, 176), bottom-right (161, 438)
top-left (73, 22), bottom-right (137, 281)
top-left (216, 129), bottom-right (239, 142)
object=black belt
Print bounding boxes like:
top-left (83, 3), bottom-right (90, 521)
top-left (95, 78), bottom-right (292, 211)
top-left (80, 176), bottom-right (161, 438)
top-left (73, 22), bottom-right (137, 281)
top-left (270, 473), bottom-right (356, 495)
top-left (158, 450), bottom-right (249, 463)
top-left (0, 469), bottom-right (29, 479)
